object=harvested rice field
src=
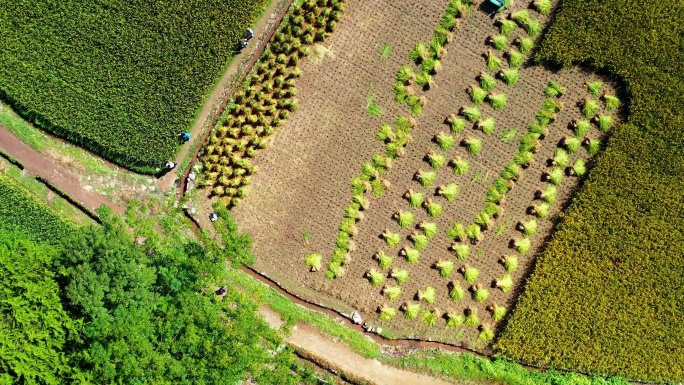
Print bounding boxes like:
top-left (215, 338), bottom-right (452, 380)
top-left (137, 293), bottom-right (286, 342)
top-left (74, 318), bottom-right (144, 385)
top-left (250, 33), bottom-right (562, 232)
top-left (227, 0), bottom-right (621, 348)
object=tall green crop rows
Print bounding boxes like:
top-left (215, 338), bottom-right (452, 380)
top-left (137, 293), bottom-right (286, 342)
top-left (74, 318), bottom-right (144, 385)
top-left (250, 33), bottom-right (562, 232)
top-left (0, 0), bottom-right (269, 173)
top-left (496, 0), bottom-right (684, 382)
top-left (0, 173), bottom-right (75, 244)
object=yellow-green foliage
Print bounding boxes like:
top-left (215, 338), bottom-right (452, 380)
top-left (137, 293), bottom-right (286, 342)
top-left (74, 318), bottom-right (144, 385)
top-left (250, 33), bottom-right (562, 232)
top-left (0, 174), bottom-right (75, 244)
top-left (0, 0), bottom-right (270, 172)
top-left (498, 128), bottom-right (684, 382)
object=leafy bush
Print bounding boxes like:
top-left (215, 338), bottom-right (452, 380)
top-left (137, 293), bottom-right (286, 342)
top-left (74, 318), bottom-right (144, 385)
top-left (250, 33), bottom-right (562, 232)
top-left (449, 281), bottom-right (466, 301)
top-left (486, 50), bottom-right (503, 70)
top-left (496, 274), bottom-right (514, 292)
top-left (304, 253), bottom-right (322, 271)
top-left (418, 286), bottom-right (436, 304)
top-left (436, 132), bottom-right (455, 150)
top-left (379, 305), bottom-right (397, 321)
top-left (533, 0), bottom-right (552, 14)
top-left (489, 35), bottom-right (508, 51)
top-left (477, 117), bottom-right (496, 135)
top-left (488, 93), bottom-right (508, 110)
top-left (419, 221), bottom-right (438, 238)
top-left (544, 81), bottom-right (565, 97)
top-left (587, 81), bottom-right (603, 97)
top-left (433, 260), bottom-right (454, 278)
top-left (460, 265), bottom-right (480, 284)
top-left (500, 255), bottom-right (518, 272)
top-left (469, 85), bottom-right (488, 105)
top-left (402, 302), bottom-right (421, 319)
top-left (471, 285), bottom-right (490, 302)
top-left (391, 269), bottom-right (410, 285)
top-left (448, 222), bottom-right (467, 241)
top-left (374, 251), bottom-right (393, 270)
top-left (437, 183), bottom-right (459, 202)
top-left (365, 269), bottom-right (385, 286)
top-left (463, 138), bottom-right (483, 155)
top-left (422, 309), bottom-right (440, 327)
top-left (499, 69), bottom-right (519, 86)
top-left (381, 229), bottom-right (401, 247)
top-left (451, 157), bottom-right (470, 175)
top-left (393, 211), bottom-right (415, 228)
top-left (404, 189), bottom-right (425, 208)
top-left (0, 174), bottom-right (75, 244)
top-left (415, 170), bottom-right (437, 187)
top-left (479, 72), bottom-right (498, 92)
top-left (382, 286), bottom-right (402, 301)
top-left (0, 230), bottom-right (75, 384)
top-left (400, 247), bottom-right (421, 264)
top-left (507, 50), bottom-right (525, 68)
top-left (423, 199), bottom-right (443, 218)
top-left (426, 152), bottom-right (447, 169)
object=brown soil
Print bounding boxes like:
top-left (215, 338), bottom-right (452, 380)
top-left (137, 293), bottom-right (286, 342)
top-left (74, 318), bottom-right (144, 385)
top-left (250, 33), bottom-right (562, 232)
top-left (166, 0), bottom-right (295, 192)
top-left (260, 306), bottom-right (477, 385)
top-left (229, 0), bottom-right (620, 348)
top-left (0, 126), bottom-right (125, 215)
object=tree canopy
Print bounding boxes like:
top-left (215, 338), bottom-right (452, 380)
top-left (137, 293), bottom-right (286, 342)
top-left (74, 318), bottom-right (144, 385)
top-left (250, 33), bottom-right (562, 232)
top-left (0, 230), bottom-right (74, 384)
top-left (1, 205), bottom-right (308, 384)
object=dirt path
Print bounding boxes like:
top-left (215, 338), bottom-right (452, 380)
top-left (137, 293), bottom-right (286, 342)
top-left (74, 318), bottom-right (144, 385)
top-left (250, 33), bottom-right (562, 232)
top-left (158, 0), bottom-right (292, 190)
top-left (260, 307), bottom-right (462, 385)
top-left (0, 126), bottom-right (125, 215)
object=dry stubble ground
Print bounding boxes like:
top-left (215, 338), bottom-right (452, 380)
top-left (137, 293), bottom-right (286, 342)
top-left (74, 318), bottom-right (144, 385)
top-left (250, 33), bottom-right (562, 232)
top-left (231, 0), bottom-right (618, 347)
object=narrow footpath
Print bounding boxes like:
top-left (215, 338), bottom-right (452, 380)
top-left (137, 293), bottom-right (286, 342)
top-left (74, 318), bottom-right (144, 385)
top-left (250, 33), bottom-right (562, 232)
top-left (157, 0), bottom-right (292, 190)
top-left (260, 307), bottom-right (457, 385)
top-left (0, 126), bottom-right (125, 215)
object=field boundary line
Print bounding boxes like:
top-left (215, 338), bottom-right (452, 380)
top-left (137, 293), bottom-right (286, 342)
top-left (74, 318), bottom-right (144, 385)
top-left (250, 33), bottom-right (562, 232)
top-left (0, 125), bottom-right (125, 215)
top-left (169, 0), bottom-right (295, 193)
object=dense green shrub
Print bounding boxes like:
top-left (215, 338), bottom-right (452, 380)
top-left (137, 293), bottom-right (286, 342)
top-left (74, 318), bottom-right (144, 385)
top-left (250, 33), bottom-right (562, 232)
top-left (0, 230), bottom-right (74, 384)
top-left (0, 0), bottom-right (268, 172)
top-left (0, 173), bottom-right (75, 243)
